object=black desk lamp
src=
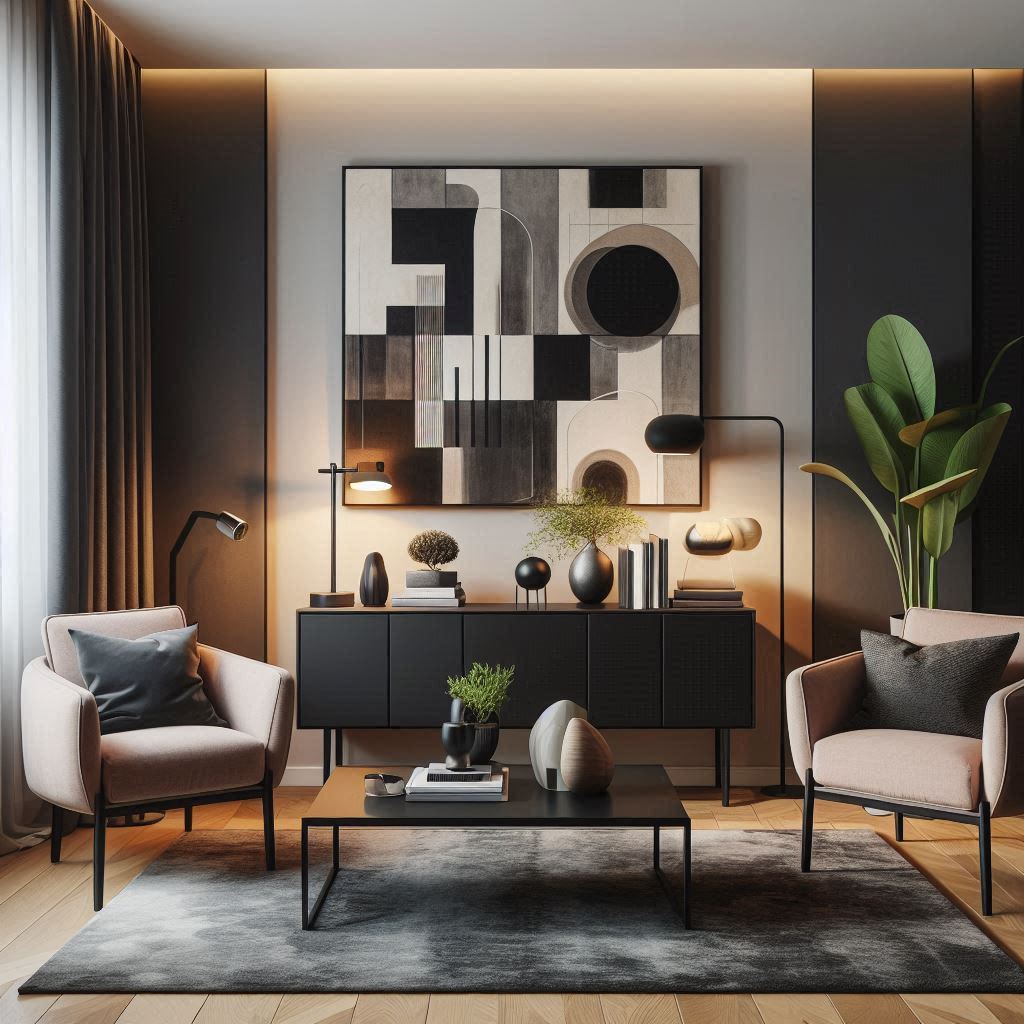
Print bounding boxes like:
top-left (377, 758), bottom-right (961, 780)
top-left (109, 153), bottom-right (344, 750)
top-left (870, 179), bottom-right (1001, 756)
top-left (645, 413), bottom-right (801, 798)
top-left (310, 461), bottom-right (392, 608)
top-left (169, 510), bottom-right (248, 607)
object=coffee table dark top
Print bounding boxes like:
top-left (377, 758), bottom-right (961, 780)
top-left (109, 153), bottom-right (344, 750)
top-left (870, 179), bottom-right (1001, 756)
top-left (305, 765), bottom-right (689, 828)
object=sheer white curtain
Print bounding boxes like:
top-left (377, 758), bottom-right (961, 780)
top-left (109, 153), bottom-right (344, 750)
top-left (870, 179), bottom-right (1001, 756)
top-left (0, 0), bottom-right (51, 852)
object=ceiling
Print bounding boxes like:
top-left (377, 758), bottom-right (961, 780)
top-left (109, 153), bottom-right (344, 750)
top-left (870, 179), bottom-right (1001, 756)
top-left (90, 0), bottom-right (1024, 70)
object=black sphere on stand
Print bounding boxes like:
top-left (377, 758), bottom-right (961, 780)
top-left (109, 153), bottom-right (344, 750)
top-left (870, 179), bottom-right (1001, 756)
top-left (515, 556), bottom-right (551, 609)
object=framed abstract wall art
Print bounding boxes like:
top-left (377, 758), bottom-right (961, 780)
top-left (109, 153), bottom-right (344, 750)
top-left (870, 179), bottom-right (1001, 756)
top-left (342, 165), bottom-right (702, 506)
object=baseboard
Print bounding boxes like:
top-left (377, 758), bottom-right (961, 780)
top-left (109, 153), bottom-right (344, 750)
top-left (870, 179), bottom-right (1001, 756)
top-left (281, 764), bottom-right (801, 788)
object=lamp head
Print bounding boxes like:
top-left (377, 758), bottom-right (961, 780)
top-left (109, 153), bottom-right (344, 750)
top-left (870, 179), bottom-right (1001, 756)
top-left (644, 414), bottom-right (705, 455)
top-left (349, 460), bottom-right (392, 492)
top-left (216, 511), bottom-right (248, 540)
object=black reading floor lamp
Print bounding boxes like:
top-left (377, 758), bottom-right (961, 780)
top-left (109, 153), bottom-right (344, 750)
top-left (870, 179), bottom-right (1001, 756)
top-left (645, 413), bottom-right (801, 798)
top-left (169, 510), bottom-right (248, 607)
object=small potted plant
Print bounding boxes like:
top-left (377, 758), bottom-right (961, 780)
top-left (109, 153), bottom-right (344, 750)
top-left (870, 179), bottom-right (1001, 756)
top-left (446, 662), bottom-right (514, 764)
top-left (528, 488), bottom-right (647, 604)
top-left (407, 529), bottom-right (460, 587)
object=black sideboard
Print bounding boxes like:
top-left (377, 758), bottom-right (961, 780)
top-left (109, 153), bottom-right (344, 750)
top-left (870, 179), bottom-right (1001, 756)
top-left (296, 603), bottom-right (756, 805)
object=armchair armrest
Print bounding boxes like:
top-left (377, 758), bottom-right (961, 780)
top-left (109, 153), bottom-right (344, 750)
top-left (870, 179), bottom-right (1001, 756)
top-left (21, 657), bottom-right (101, 814)
top-left (983, 679), bottom-right (1024, 817)
top-left (198, 645), bottom-right (294, 786)
top-left (786, 651), bottom-right (866, 778)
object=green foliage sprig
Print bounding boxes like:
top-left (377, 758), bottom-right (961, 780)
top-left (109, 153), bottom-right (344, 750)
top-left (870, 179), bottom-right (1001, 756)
top-left (447, 662), bottom-right (514, 722)
top-left (407, 529), bottom-right (459, 570)
top-left (527, 487), bottom-right (647, 561)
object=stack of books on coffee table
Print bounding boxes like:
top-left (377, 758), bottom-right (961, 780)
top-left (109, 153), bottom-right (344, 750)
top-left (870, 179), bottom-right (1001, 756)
top-left (405, 764), bottom-right (509, 802)
top-left (391, 570), bottom-right (466, 607)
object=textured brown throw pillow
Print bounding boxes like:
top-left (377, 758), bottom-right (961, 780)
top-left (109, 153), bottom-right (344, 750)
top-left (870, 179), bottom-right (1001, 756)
top-left (857, 629), bottom-right (1019, 738)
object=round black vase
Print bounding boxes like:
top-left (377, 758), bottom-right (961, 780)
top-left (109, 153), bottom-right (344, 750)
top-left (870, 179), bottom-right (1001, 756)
top-left (568, 541), bottom-right (614, 605)
top-left (359, 552), bottom-right (389, 607)
top-left (468, 717), bottom-right (500, 764)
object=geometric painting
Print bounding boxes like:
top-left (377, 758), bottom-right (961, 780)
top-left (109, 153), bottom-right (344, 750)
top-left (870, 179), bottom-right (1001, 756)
top-left (342, 166), bottom-right (702, 506)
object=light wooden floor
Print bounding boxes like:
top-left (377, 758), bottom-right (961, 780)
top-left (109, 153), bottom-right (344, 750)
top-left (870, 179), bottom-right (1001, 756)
top-left (3, 786), bottom-right (1024, 1024)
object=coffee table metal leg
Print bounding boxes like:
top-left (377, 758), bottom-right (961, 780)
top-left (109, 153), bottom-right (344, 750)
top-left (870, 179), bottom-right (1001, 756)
top-left (653, 825), bottom-right (660, 871)
top-left (682, 822), bottom-right (692, 929)
top-left (302, 823), bottom-right (341, 931)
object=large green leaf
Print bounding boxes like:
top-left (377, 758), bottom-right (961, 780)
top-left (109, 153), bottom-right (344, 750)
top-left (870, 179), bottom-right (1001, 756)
top-left (900, 469), bottom-right (977, 510)
top-left (844, 383), bottom-right (910, 496)
top-left (898, 407), bottom-right (966, 449)
top-left (921, 492), bottom-right (959, 560)
top-left (945, 402), bottom-right (1012, 522)
top-left (866, 315), bottom-right (936, 424)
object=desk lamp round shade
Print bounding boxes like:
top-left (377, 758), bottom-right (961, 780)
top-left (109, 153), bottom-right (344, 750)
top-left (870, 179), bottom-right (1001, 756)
top-left (349, 462), bottom-right (393, 492)
top-left (216, 511), bottom-right (248, 540)
top-left (644, 414), bottom-right (705, 454)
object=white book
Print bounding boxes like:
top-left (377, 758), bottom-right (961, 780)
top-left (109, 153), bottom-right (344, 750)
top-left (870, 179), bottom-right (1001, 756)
top-left (406, 765), bottom-right (503, 792)
top-left (405, 766), bottom-right (509, 801)
top-left (391, 597), bottom-right (466, 607)
top-left (629, 543), bottom-right (645, 610)
top-left (393, 586), bottom-right (464, 598)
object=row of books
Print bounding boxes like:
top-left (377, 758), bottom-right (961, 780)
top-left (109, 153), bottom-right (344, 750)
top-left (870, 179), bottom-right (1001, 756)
top-left (405, 763), bottom-right (508, 802)
top-left (617, 534), bottom-right (670, 609)
top-left (391, 584), bottom-right (466, 608)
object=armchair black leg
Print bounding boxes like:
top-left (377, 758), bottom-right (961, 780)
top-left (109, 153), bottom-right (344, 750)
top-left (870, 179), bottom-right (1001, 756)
top-left (50, 806), bottom-right (63, 864)
top-left (184, 805), bottom-right (193, 832)
top-left (93, 792), bottom-right (106, 911)
top-left (979, 801), bottom-right (993, 916)
top-left (262, 773), bottom-right (276, 871)
top-left (801, 769), bottom-right (815, 872)
top-left (894, 812), bottom-right (904, 842)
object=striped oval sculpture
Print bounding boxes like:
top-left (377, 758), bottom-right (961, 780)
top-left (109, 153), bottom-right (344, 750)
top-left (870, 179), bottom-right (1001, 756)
top-left (559, 718), bottom-right (615, 796)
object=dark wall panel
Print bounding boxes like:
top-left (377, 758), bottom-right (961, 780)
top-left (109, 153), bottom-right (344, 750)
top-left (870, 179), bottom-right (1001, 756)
top-left (143, 70), bottom-right (267, 659)
top-left (813, 70), bottom-right (974, 659)
top-left (973, 70), bottom-right (1024, 615)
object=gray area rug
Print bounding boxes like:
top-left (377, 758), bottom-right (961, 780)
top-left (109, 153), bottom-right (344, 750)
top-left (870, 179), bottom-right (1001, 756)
top-left (22, 828), bottom-right (1024, 994)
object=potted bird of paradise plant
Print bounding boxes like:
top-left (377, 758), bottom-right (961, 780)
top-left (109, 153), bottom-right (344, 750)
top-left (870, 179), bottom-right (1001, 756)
top-left (804, 314), bottom-right (1020, 616)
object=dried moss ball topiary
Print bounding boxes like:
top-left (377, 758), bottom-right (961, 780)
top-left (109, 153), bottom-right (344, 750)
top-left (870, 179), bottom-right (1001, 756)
top-left (407, 529), bottom-right (460, 570)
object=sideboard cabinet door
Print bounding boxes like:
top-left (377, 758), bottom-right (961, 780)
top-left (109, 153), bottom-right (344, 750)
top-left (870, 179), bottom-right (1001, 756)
top-left (297, 612), bottom-right (389, 728)
top-left (390, 613), bottom-right (463, 726)
top-left (662, 613), bottom-right (754, 728)
top-left (588, 613), bottom-right (662, 726)
top-left (463, 613), bottom-right (587, 727)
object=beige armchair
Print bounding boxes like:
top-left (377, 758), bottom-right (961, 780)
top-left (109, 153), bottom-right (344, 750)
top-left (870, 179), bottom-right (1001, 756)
top-left (21, 606), bottom-right (295, 910)
top-left (788, 607), bottom-right (1024, 917)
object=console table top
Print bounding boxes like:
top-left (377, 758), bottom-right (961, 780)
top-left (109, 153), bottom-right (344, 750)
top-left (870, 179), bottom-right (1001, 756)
top-left (298, 602), bottom-right (753, 614)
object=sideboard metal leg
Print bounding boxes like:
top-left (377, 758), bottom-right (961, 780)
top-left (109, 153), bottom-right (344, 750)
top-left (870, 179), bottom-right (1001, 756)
top-left (322, 729), bottom-right (332, 784)
top-left (335, 728), bottom-right (343, 767)
top-left (720, 728), bottom-right (731, 807)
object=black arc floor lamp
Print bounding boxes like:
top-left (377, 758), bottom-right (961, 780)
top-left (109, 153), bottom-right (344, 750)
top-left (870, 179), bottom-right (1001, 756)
top-left (169, 510), bottom-right (248, 607)
top-left (645, 413), bottom-right (802, 798)
top-left (310, 461), bottom-right (392, 608)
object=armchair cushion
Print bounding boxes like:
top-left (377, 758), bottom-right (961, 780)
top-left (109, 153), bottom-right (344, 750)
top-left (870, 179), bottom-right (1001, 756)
top-left (812, 729), bottom-right (982, 811)
top-left (70, 624), bottom-right (227, 734)
top-left (857, 629), bottom-right (1019, 738)
top-left (100, 725), bottom-right (265, 804)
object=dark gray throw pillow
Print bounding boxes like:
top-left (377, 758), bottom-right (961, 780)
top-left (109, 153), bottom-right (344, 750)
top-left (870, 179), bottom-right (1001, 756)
top-left (857, 629), bottom-right (1019, 738)
top-left (69, 624), bottom-right (227, 735)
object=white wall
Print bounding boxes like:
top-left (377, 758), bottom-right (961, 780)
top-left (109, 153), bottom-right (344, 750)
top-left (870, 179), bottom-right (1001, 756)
top-left (267, 69), bottom-right (813, 785)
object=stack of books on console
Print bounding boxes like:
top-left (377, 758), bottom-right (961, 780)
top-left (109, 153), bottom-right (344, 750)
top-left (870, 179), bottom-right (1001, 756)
top-left (391, 570), bottom-right (466, 607)
top-left (671, 585), bottom-right (744, 609)
top-left (617, 534), bottom-right (669, 609)
top-left (405, 764), bottom-right (509, 802)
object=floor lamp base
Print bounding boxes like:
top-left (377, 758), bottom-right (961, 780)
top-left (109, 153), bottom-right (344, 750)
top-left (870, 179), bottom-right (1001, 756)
top-left (760, 783), bottom-right (804, 799)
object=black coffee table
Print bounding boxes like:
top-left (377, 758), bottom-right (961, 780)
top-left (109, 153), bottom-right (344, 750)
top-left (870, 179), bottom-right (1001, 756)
top-left (300, 764), bottom-right (692, 929)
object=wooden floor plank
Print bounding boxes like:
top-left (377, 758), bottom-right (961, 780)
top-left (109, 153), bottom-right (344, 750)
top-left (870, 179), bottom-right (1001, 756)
top-left (36, 993), bottom-right (132, 1024)
top-left (676, 993), bottom-right (764, 1023)
top-left (499, 994), bottom-right (605, 1024)
top-left (116, 993), bottom-right (207, 1024)
top-left (272, 993), bottom-right (358, 1024)
top-left (828, 994), bottom-right (920, 1024)
top-left (351, 994), bottom-right (429, 1024)
top-left (601, 994), bottom-right (681, 1024)
top-left (751, 994), bottom-right (844, 1024)
top-left (193, 994), bottom-right (283, 1024)
top-left (425, 993), bottom-right (499, 1024)
top-left (976, 994), bottom-right (1024, 1024)
top-left (901, 994), bottom-right (1003, 1024)
top-left (0, 976), bottom-right (59, 1024)
top-left (0, 830), bottom-right (92, 905)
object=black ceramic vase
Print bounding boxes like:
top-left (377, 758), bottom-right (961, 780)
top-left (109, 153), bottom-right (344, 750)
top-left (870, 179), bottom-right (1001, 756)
top-left (568, 541), bottom-right (614, 605)
top-left (468, 716), bottom-right (500, 764)
top-left (359, 552), bottom-right (389, 607)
